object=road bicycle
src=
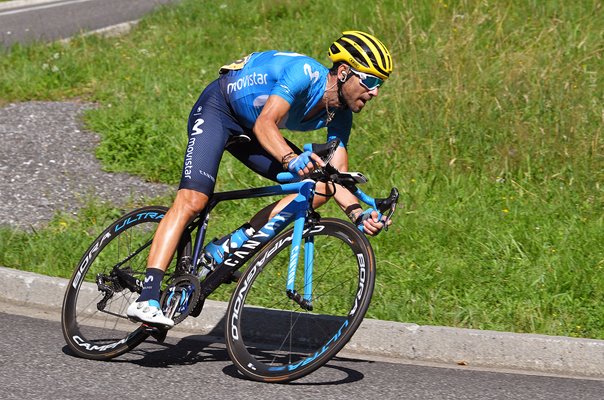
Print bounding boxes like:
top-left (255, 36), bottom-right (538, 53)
top-left (61, 139), bottom-right (399, 383)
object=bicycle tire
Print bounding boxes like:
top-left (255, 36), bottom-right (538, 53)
top-left (225, 218), bottom-right (376, 382)
top-left (61, 205), bottom-right (188, 360)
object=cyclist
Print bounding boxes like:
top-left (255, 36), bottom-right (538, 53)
top-left (127, 31), bottom-right (394, 327)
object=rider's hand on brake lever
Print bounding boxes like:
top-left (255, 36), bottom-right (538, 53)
top-left (287, 151), bottom-right (325, 178)
top-left (356, 208), bottom-right (392, 236)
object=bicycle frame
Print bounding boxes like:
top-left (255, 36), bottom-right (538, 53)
top-left (185, 174), bottom-right (385, 308)
top-left (61, 136), bottom-right (398, 375)
top-left (189, 179), bottom-right (316, 304)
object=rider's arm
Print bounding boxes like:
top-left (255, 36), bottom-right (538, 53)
top-left (254, 95), bottom-right (323, 176)
top-left (329, 146), bottom-right (385, 236)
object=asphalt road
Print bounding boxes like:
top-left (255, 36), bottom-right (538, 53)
top-left (0, 303), bottom-right (602, 400)
top-left (1, 1), bottom-right (603, 397)
top-left (0, 0), bottom-right (181, 47)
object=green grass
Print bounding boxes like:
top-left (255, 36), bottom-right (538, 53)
top-left (0, 0), bottom-right (602, 339)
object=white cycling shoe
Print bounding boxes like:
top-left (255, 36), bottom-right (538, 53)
top-left (127, 299), bottom-right (174, 328)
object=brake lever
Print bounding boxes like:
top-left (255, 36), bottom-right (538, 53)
top-left (382, 202), bottom-right (397, 231)
top-left (304, 139), bottom-right (340, 165)
top-left (377, 188), bottom-right (400, 232)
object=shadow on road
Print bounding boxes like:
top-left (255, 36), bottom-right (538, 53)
top-left (61, 334), bottom-right (367, 385)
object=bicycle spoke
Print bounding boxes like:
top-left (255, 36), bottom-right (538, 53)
top-left (62, 206), bottom-right (181, 360)
top-left (226, 219), bottom-right (375, 382)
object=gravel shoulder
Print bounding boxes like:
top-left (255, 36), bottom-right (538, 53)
top-left (0, 101), bottom-right (173, 229)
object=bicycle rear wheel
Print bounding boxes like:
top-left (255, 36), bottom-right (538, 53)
top-left (61, 206), bottom-right (187, 360)
top-left (225, 218), bottom-right (376, 382)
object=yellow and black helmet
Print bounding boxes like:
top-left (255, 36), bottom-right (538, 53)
top-left (328, 31), bottom-right (393, 80)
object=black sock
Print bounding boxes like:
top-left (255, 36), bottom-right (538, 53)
top-left (137, 268), bottom-right (165, 302)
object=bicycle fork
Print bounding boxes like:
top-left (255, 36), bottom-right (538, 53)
top-left (285, 181), bottom-right (315, 311)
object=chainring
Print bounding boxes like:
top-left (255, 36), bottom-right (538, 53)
top-left (159, 273), bottom-right (201, 325)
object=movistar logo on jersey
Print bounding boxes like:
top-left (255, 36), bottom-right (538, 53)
top-left (226, 72), bottom-right (269, 94)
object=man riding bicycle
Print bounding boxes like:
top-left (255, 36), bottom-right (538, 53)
top-left (127, 30), bottom-right (394, 327)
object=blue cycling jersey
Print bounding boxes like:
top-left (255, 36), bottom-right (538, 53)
top-left (221, 51), bottom-right (352, 147)
top-left (179, 51), bottom-right (356, 196)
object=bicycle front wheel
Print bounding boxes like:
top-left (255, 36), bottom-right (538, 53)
top-left (225, 218), bottom-right (376, 382)
top-left (61, 206), bottom-right (180, 360)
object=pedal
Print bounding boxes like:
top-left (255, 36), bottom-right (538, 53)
top-left (225, 270), bottom-right (242, 283)
top-left (189, 298), bottom-right (205, 318)
top-left (142, 324), bottom-right (168, 343)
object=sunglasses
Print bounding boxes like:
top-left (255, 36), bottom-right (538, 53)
top-left (349, 68), bottom-right (384, 90)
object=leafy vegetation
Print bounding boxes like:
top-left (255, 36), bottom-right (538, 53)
top-left (1, 0), bottom-right (602, 339)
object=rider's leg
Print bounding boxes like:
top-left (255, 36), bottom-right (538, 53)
top-left (128, 78), bottom-right (232, 327)
top-left (146, 189), bottom-right (209, 272)
top-left (127, 189), bottom-right (208, 327)
top-left (249, 181), bottom-right (334, 230)
top-left (228, 137), bottom-right (341, 231)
